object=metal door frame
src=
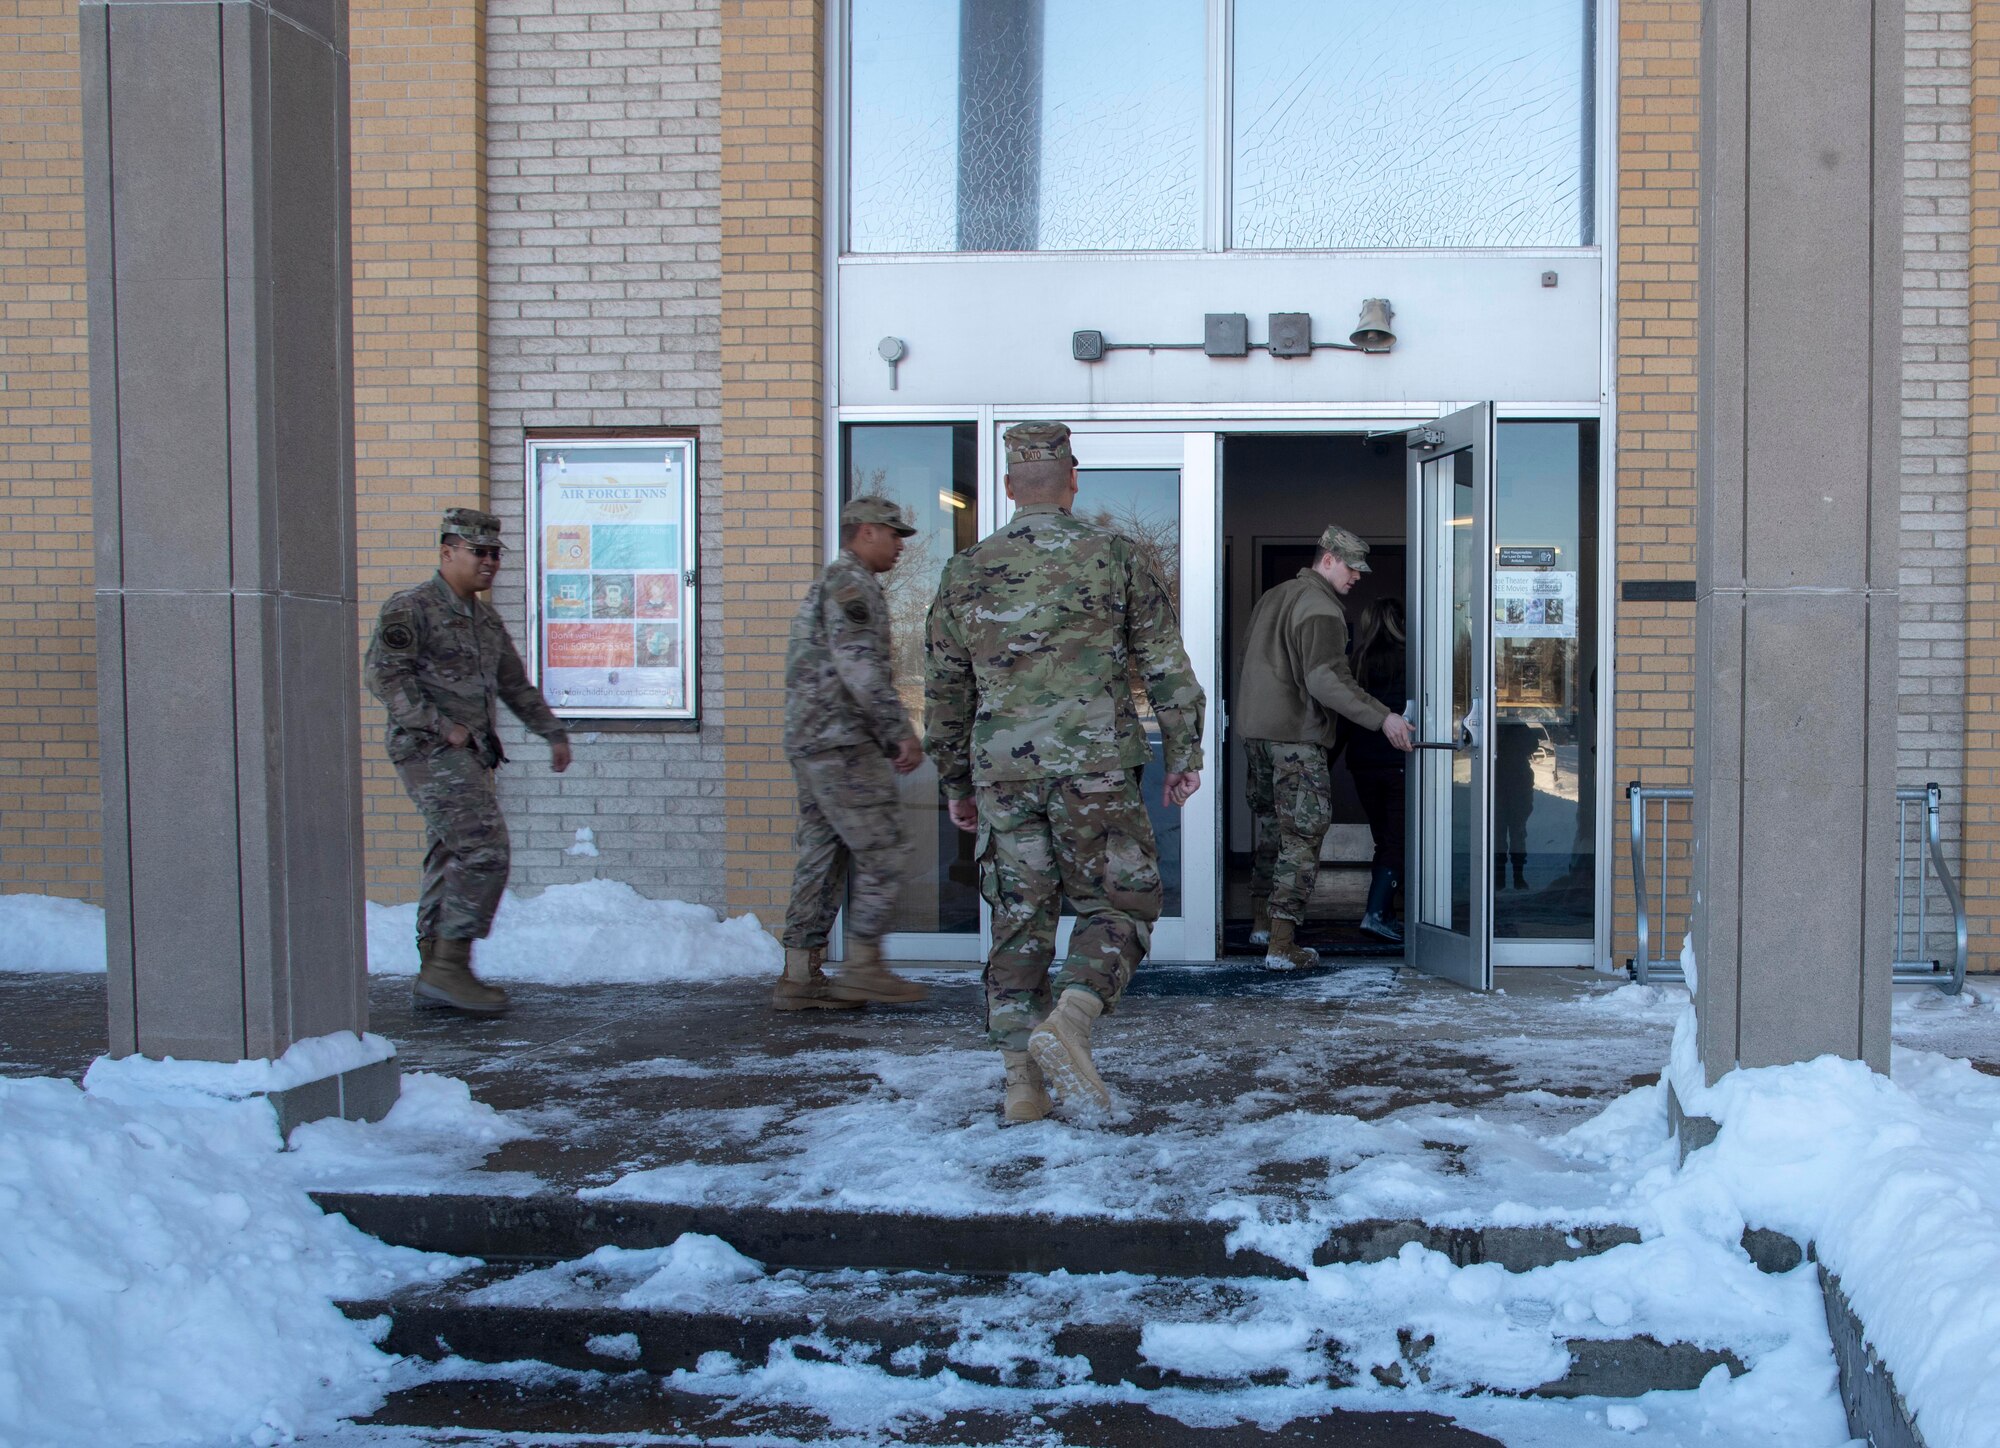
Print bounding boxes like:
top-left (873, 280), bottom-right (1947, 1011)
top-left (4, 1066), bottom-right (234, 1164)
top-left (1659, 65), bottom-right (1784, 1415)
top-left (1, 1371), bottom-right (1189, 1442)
top-left (1405, 403), bottom-right (1496, 990)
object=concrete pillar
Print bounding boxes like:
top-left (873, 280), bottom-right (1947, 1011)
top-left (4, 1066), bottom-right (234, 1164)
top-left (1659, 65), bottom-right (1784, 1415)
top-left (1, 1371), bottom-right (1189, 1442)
top-left (1692, 0), bottom-right (1901, 1081)
top-left (81, 0), bottom-right (384, 1113)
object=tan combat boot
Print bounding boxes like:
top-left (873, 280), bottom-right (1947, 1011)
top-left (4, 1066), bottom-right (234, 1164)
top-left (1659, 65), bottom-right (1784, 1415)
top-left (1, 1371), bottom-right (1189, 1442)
top-left (1248, 904), bottom-right (1272, 947)
top-left (414, 937), bottom-right (510, 1016)
top-left (772, 947), bottom-right (865, 1012)
top-left (827, 936), bottom-right (928, 1004)
top-left (1263, 916), bottom-right (1320, 971)
top-left (1000, 1050), bottom-right (1051, 1124)
top-left (1028, 988), bottom-right (1111, 1114)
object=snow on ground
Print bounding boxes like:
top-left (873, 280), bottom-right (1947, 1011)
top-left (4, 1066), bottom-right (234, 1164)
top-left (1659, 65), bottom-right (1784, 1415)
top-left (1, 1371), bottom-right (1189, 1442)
top-left (0, 1061), bottom-right (485, 1448)
top-left (1664, 1009), bottom-right (2000, 1448)
top-left (0, 882), bottom-right (783, 986)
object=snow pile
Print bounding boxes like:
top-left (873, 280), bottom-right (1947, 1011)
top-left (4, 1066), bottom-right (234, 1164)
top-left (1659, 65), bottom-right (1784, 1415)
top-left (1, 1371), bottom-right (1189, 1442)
top-left (83, 1029), bottom-right (395, 1101)
top-left (284, 1072), bottom-right (539, 1196)
top-left (0, 882), bottom-right (782, 986)
top-left (366, 879), bottom-right (780, 984)
top-left (469, 1233), bottom-right (765, 1313)
top-left (0, 893), bottom-right (108, 973)
top-left (1660, 1008), bottom-right (2000, 1448)
top-left (0, 1066), bottom-right (471, 1448)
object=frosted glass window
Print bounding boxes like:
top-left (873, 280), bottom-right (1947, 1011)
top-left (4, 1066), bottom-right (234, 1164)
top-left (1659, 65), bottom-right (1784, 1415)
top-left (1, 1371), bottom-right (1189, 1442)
top-left (1233, 0), bottom-right (1594, 249)
top-left (848, 0), bottom-right (1204, 253)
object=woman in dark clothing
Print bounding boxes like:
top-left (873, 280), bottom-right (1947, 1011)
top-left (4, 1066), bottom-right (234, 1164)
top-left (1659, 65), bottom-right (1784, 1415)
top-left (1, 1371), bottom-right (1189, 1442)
top-left (1345, 598), bottom-right (1407, 943)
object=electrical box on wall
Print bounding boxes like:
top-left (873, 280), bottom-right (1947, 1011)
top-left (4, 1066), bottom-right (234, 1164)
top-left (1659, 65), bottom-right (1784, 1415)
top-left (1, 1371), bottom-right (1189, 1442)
top-left (1268, 312), bottom-right (1311, 357)
top-left (1203, 313), bottom-right (1248, 357)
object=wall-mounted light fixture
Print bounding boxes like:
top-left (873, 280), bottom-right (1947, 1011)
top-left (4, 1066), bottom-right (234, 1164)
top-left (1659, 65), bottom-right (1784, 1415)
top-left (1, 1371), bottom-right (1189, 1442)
top-left (1072, 300), bottom-right (1397, 362)
top-left (877, 336), bottom-right (906, 389)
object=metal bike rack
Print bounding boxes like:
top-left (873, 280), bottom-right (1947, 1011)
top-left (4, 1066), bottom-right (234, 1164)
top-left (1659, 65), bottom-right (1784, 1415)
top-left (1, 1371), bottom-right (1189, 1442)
top-left (1625, 782), bottom-right (1965, 995)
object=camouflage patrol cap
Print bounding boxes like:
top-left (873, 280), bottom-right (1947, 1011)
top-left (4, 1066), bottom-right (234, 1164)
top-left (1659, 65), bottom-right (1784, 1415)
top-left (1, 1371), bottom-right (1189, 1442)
top-left (1317, 523), bottom-right (1372, 573)
top-left (1003, 420), bottom-right (1076, 467)
top-left (440, 507), bottom-right (504, 549)
top-left (840, 495), bottom-right (917, 536)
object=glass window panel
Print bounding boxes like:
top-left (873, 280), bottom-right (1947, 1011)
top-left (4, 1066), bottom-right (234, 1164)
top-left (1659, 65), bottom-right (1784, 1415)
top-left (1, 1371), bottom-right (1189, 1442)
top-left (1074, 467), bottom-right (1182, 916)
top-left (1418, 451), bottom-right (1475, 935)
top-left (1493, 421), bottom-right (1599, 939)
top-left (845, 424), bottom-right (981, 935)
top-left (1233, 0), bottom-right (1594, 248)
top-left (848, 0), bottom-right (1204, 253)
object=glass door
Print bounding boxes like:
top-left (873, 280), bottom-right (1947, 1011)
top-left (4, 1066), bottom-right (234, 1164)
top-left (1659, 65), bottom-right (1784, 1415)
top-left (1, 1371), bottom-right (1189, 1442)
top-left (1405, 404), bottom-right (1495, 990)
top-left (999, 428), bottom-right (1220, 963)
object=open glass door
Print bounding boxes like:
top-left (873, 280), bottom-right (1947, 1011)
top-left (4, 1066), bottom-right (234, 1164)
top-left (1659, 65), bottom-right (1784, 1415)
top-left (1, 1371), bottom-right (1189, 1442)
top-left (998, 428), bottom-right (1220, 964)
top-left (1406, 405), bottom-right (1495, 989)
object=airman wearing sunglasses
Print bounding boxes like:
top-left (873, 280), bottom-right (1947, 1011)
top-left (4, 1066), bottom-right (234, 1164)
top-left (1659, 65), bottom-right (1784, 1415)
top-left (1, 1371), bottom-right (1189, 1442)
top-left (365, 507), bottom-right (573, 1016)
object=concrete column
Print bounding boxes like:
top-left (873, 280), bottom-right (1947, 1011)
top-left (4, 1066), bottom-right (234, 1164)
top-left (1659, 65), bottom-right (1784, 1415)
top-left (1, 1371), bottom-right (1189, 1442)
top-left (1692, 0), bottom-right (1902, 1081)
top-left (81, 0), bottom-right (380, 1104)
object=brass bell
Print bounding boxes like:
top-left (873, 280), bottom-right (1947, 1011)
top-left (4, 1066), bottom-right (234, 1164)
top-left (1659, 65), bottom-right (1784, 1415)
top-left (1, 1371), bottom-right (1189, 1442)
top-left (1350, 298), bottom-right (1396, 353)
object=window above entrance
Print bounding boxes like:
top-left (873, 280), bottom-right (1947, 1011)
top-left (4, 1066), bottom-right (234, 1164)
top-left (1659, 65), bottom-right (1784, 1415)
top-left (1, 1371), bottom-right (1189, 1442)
top-left (845, 0), bottom-right (1598, 256)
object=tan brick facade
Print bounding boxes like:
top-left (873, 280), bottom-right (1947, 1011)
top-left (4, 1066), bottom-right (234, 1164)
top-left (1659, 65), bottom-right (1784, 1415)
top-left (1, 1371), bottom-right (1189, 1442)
top-left (350, 0), bottom-right (488, 898)
top-left (0, 3), bottom-right (95, 898)
top-left (1965, 0), bottom-right (2000, 970)
top-left (719, 0), bottom-right (825, 917)
top-left (1611, 2), bottom-right (1702, 960)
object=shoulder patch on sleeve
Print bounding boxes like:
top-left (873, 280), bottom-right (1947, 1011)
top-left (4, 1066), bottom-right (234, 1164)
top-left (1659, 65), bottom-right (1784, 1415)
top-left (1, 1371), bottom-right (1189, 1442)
top-left (832, 583), bottom-right (872, 626)
top-left (377, 610), bottom-right (417, 654)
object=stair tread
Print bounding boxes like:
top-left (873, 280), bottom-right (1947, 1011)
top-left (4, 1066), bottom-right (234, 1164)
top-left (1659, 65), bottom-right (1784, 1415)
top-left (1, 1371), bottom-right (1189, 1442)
top-left (315, 1189), bottom-right (1686, 1278)
top-left (357, 1374), bottom-right (1511, 1445)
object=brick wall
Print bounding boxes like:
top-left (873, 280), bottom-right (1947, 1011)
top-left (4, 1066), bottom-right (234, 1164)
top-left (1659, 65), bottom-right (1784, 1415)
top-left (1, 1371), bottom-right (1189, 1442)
top-left (350, 0), bottom-right (491, 898)
top-left (483, 0), bottom-right (727, 904)
top-left (1903, 0), bottom-right (1972, 884)
top-left (1967, 0), bottom-right (2000, 970)
top-left (0, 4), bottom-right (95, 897)
top-left (1610, 1), bottom-right (1702, 961)
top-left (719, 0), bottom-right (823, 918)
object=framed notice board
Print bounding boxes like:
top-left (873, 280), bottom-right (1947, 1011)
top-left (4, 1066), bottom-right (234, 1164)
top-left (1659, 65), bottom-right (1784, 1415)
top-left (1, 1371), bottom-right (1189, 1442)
top-left (524, 433), bottom-right (699, 721)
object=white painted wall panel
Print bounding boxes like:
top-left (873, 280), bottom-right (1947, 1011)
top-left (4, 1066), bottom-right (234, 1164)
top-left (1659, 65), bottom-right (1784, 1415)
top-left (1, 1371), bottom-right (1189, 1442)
top-left (838, 252), bottom-right (1602, 410)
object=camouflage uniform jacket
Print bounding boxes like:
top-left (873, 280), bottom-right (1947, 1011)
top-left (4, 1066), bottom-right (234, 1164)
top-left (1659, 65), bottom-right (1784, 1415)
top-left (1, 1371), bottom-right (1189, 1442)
top-left (923, 504), bottom-right (1206, 797)
top-left (783, 549), bottom-right (915, 758)
top-left (1235, 568), bottom-right (1390, 746)
top-left (364, 573), bottom-right (568, 765)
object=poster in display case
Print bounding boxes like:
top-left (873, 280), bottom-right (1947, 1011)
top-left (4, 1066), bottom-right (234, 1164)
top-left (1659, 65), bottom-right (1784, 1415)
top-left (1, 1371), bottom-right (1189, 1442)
top-left (525, 434), bottom-right (698, 720)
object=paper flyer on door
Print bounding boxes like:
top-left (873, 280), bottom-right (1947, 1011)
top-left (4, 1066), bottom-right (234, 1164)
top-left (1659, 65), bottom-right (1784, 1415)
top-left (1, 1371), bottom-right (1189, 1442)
top-left (1493, 568), bottom-right (1577, 640)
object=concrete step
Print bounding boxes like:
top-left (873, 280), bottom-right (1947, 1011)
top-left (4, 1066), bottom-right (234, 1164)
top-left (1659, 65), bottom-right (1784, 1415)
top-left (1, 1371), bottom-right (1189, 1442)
top-left (341, 1263), bottom-right (1746, 1400)
top-left (357, 1377), bottom-right (1510, 1445)
top-left (319, 1191), bottom-right (1805, 1280)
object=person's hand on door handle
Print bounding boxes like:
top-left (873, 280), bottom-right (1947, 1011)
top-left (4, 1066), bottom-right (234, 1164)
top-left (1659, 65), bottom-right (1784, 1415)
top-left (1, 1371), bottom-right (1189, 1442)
top-left (1164, 771), bottom-right (1201, 808)
top-left (1381, 713), bottom-right (1416, 752)
top-left (947, 795), bottom-right (979, 833)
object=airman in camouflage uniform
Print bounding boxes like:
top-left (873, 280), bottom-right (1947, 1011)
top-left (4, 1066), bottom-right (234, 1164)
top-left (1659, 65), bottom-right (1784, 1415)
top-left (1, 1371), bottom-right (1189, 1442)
top-left (776, 495), bottom-right (930, 1012)
top-left (1236, 523), bottom-right (1414, 969)
top-left (365, 508), bottom-right (572, 1016)
top-left (926, 422), bottom-right (1206, 1123)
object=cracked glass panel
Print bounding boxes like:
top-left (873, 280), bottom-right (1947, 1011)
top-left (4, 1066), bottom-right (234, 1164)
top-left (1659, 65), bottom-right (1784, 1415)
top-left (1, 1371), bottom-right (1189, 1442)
top-left (1233, 0), bottom-right (1594, 249)
top-left (848, 0), bottom-right (1204, 253)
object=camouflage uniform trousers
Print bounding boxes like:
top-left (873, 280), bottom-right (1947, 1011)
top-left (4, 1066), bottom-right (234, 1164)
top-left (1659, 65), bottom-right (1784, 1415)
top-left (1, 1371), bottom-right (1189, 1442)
top-left (782, 742), bottom-right (905, 950)
top-left (395, 744), bottom-right (511, 941)
top-left (1246, 739), bottom-right (1333, 924)
top-left (978, 768), bottom-right (1162, 1052)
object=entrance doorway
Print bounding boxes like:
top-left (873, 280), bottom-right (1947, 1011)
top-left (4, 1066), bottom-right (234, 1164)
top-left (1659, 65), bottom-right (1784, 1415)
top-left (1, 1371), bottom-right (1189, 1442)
top-left (854, 415), bottom-right (1603, 978)
top-left (1219, 434), bottom-right (1409, 960)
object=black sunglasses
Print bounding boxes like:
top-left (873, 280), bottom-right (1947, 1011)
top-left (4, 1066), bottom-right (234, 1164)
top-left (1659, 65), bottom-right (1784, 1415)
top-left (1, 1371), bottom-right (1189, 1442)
top-left (450, 542), bottom-right (503, 562)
